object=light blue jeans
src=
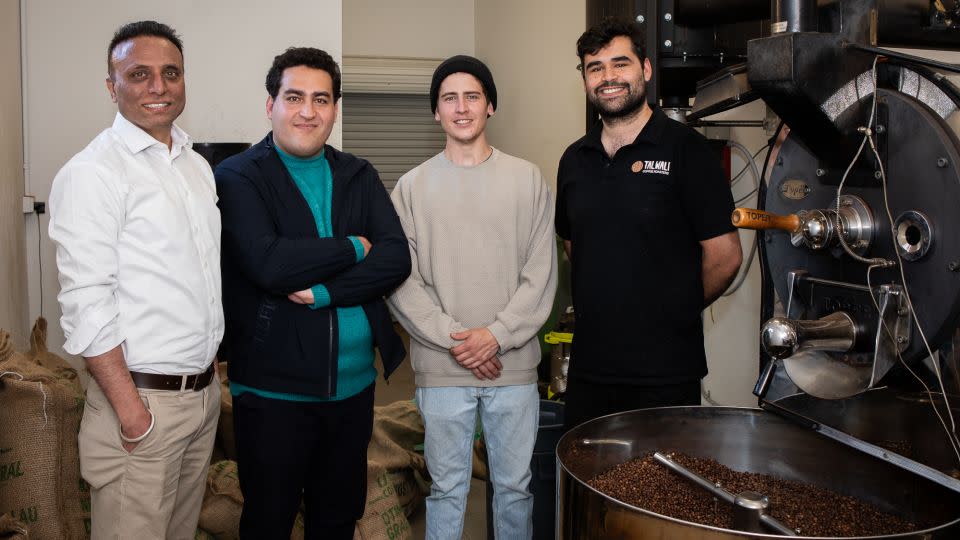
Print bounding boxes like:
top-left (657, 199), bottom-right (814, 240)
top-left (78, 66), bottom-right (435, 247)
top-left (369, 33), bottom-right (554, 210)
top-left (416, 384), bottom-right (539, 540)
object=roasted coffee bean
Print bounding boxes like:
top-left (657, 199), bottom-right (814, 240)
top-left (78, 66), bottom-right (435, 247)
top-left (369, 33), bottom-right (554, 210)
top-left (586, 452), bottom-right (916, 537)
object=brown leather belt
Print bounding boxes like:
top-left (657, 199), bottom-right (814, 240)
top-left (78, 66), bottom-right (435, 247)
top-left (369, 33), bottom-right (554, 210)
top-left (129, 363), bottom-right (215, 391)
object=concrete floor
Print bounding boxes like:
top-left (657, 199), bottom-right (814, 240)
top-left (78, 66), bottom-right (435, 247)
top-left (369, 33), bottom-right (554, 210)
top-left (373, 326), bottom-right (488, 540)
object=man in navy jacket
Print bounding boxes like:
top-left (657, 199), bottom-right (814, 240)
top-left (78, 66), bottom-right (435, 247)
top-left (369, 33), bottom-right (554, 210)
top-left (214, 47), bottom-right (410, 539)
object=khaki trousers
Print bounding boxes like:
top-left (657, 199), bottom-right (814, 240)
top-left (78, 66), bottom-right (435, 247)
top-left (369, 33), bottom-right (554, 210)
top-left (78, 373), bottom-right (220, 540)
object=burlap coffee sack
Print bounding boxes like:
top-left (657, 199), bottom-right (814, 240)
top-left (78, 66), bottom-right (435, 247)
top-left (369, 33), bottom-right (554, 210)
top-left (199, 460), bottom-right (243, 540)
top-left (25, 319), bottom-right (91, 537)
top-left (215, 363), bottom-right (236, 461)
top-left (199, 460), bottom-right (304, 540)
top-left (194, 529), bottom-right (217, 540)
top-left (290, 511), bottom-right (305, 540)
top-left (367, 401), bottom-right (425, 472)
top-left (26, 318), bottom-right (79, 383)
top-left (0, 514), bottom-right (29, 540)
top-left (0, 321), bottom-right (87, 540)
top-left (387, 467), bottom-right (431, 518)
top-left (353, 463), bottom-right (412, 540)
top-left (472, 437), bottom-right (490, 481)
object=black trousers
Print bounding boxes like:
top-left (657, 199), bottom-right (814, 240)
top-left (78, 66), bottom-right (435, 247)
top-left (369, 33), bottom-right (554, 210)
top-left (233, 383), bottom-right (375, 540)
top-left (562, 377), bottom-right (700, 432)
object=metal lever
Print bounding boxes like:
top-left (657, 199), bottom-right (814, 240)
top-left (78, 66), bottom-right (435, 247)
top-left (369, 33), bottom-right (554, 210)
top-left (761, 312), bottom-right (857, 360)
top-left (652, 452), bottom-right (797, 536)
top-left (731, 208), bottom-right (801, 232)
top-left (733, 196), bottom-right (874, 254)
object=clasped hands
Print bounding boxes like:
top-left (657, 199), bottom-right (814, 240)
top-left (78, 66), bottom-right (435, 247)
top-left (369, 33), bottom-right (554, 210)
top-left (450, 328), bottom-right (501, 381)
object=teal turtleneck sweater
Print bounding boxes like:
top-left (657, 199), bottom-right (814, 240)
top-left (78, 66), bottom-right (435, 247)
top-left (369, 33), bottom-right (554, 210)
top-left (230, 147), bottom-right (376, 401)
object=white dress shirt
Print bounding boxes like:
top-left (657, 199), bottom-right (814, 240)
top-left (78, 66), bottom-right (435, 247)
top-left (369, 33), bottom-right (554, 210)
top-left (49, 113), bottom-right (224, 374)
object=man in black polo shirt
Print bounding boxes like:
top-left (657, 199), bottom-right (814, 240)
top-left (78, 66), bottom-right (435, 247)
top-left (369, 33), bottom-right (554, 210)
top-left (556, 18), bottom-right (742, 431)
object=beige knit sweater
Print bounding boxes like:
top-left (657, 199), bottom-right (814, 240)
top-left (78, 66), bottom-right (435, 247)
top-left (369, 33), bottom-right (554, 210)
top-left (387, 149), bottom-right (557, 387)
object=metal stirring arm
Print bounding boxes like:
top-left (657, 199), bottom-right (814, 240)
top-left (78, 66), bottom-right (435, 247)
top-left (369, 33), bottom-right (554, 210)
top-left (652, 452), bottom-right (798, 536)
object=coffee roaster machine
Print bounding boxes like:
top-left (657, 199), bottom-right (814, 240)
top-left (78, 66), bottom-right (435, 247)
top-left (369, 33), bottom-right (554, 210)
top-left (557, 0), bottom-right (960, 537)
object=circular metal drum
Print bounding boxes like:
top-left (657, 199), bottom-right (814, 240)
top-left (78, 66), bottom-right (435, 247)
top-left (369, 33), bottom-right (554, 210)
top-left (759, 62), bottom-right (960, 398)
top-left (557, 407), bottom-right (960, 539)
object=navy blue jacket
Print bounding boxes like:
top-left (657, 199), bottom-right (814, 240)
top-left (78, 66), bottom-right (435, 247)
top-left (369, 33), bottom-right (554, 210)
top-left (215, 134), bottom-right (411, 397)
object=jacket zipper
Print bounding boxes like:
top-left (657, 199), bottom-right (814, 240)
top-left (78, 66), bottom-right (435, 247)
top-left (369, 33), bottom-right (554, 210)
top-left (327, 310), bottom-right (335, 396)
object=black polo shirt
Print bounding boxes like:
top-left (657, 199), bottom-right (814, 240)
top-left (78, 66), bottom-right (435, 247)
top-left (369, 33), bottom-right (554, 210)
top-left (555, 107), bottom-right (734, 385)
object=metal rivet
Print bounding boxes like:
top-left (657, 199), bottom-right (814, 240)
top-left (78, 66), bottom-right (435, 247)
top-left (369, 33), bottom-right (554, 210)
top-left (875, 125), bottom-right (886, 134)
top-left (949, 261), bottom-right (960, 272)
top-left (874, 170), bottom-right (883, 179)
top-left (664, 13), bottom-right (673, 21)
top-left (816, 168), bottom-right (825, 177)
top-left (938, 157), bottom-right (949, 168)
top-left (636, 15), bottom-right (645, 23)
top-left (664, 40), bottom-right (673, 48)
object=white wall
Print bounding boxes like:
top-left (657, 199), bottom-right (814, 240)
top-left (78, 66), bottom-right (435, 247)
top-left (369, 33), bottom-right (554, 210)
top-left (343, 0), bottom-right (475, 58)
top-left (23, 0), bottom-right (343, 366)
top-left (0, 0), bottom-right (28, 347)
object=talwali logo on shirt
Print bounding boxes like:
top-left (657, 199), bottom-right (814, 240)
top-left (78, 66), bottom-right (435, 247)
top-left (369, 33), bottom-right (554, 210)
top-left (632, 159), bottom-right (671, 175)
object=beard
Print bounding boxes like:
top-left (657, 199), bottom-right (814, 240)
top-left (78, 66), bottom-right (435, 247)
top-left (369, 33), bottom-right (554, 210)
top-left (589, 80), bottom-right (647, 120)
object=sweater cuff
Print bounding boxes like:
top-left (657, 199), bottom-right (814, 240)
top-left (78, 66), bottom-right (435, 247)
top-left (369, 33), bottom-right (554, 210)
top-left (310, 284), bottom-right (332, 309)
top-left (487, 321), bottom-right (511, 353)
top-left (348, 236), bottom-right (365, 262)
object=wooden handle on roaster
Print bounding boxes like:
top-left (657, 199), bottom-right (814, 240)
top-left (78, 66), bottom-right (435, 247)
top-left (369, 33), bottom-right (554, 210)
top-left (731, 208), bottom-right (802, 232)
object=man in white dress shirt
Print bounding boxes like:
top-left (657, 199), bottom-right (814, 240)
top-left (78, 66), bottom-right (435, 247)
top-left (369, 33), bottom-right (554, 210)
top-left (48, 20), bottom-right (222, 539)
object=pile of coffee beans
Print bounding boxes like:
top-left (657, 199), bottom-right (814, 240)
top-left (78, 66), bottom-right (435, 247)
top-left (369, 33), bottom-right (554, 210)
top-left (587, 452), bottom-right (917, 537)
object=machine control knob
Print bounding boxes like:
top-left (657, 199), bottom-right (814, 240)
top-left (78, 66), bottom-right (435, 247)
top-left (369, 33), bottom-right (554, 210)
top-left (761, 312), bottom-right (857, 359)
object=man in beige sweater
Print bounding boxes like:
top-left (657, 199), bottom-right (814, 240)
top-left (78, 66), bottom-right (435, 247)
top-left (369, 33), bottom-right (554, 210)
top-left (387, 56), bottom-right (557, 540)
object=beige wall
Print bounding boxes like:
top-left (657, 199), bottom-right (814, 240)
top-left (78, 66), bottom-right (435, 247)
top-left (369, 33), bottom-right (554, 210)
top-left (475, 0), bottom-right (585, 191)
top-left (23, 0), bottom-right (343, 363)
top-left (0, 0), bottom-right (28, 346)
top-left (701, 103), bottom-right (770, 407)
top-left (344, 0), bottom-right (475, 58)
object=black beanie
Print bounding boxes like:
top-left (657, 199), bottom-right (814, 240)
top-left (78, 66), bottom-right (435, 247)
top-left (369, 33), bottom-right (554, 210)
top-left (430, 55), bottom-right (498, 113)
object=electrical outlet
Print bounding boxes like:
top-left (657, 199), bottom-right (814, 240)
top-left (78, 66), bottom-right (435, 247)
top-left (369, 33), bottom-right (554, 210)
top-left (22, 196), bottom-right (35, 214)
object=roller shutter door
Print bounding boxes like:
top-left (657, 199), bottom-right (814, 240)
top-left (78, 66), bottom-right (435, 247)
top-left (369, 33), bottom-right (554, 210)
top-left (341, 93), bottom-right (445, 192)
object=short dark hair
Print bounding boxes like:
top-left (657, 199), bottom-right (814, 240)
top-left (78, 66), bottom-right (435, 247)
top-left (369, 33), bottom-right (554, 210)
top-left (265, 47), bottom-right (342, 102)
top-left (107, 21), bottom-right (183, 75)
top-left (576, 18), bottom-right (646, 74)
